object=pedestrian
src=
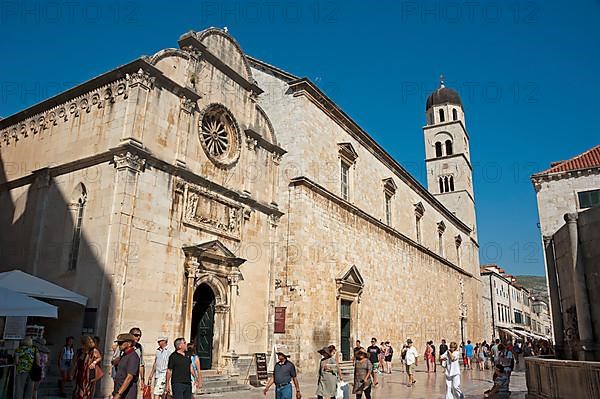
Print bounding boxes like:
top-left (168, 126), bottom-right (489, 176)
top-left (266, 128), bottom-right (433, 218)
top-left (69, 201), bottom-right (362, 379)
top-left (128, 327), bottom-right (146, 393)
top-left (15, 336), bottom-right (40, 399)
top-left (484, 364), bottom-right (510, 398)
top-left (352, 348), bottom-right (372, 399)
top-left (32, 338), bottom-right (49, 399)
top-left (490, 339), bottom-right (500, 364)
top-left (403, 339), bottom-right (418, 387)
top-left (424, 341), bottom-right (434, 373)
top-left (384, 342), bottom-right (393, 373)
top-left (439, 339), bottom-right (448, 366)
top-left (186, 343), bottom-right (203, 395)
top-left (476, 343), bottom-right (485, 370)
top-left (377, 342), bottom-right (385, 375)
top-left (58, 336), bottom-right (75, 397)
top-left (164, 338), bottom-right (200, 399)
top-left (400, 345), bottom-right (407, 373)
top-left (111, 333), bottom-right (140, 399)
top-left (464, 340), bottom-right (474, 370)
top-left (72, 335), bottom-right (102, 399)
top-left (366, 338), bottom-right (380, 386)
top-left (440, 341), bottom-right (464, 399)
top-left (316, 347), bottom-right (337, 399)
top-left (496, 344), bottom-right (513, 385)
top-left (147, 337), bottom-right (172, 399)
top-left (352, 340), bottom-right (362, 361)
top-left (430, 341), bottom-right (437, 372)
top-left (263, 346), bottom-right (302, 399)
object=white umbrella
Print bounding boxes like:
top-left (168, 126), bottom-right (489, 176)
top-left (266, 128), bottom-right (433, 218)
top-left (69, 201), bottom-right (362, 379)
top-left (0, 270), bottom-right (87, 306)
top-left (0, 287), bottom-right (58, 318)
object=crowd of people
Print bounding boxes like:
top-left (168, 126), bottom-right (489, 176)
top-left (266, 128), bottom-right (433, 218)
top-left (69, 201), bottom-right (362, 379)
top-left (12, 328), bottom-right (204, 399)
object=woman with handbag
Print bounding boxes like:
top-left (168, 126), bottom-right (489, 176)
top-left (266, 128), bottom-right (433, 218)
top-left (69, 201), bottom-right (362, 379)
top-left (72, 335), bottom-right (102, 399)
top-left (316, 346), bottom-right (337, 399)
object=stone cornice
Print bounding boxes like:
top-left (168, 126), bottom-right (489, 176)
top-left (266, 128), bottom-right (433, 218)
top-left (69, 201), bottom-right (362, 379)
top-left (289, 176), bottom-right (474, 278)
top-left (422, 119), bottom-right (471, 141)
top-left (247, 55), bottom-right (299, 82)
top-left (530, 166), bottom-right (600, 188)
top-left (435, 189), bottom-right (476, 205)
top-left (244, 128), bottom-right (286, 156)
top-left (0, 59), bottom-right (201, 146)
top-left (286, 78), bottom-right (472, 235)
top-left (0, 143), bottom-right (283, 219)
top-left (178, 33), bottom-right (263, 96)
top-left (425, 152), bottom-right (473, 171)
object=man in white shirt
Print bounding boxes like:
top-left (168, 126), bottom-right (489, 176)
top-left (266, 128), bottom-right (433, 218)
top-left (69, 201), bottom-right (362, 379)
top-left (147, 337), bottom-right (172, 399)
top-left (403, 339), bottom-right (419, 387)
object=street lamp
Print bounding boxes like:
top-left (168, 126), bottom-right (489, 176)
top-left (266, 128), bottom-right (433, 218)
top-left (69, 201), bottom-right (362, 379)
top-left (459, 278), bottom-right (467, 344)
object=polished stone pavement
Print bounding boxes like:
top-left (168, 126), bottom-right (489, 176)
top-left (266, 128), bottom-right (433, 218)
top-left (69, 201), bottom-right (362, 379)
top-left (202, 362), bottom-right (527, 399)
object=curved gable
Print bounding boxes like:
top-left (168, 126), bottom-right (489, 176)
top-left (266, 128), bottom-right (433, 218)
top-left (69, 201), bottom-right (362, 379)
top-left (196, 28), bottom-right (253, 83)
top-left (148, 48), bottom-right (192, 89)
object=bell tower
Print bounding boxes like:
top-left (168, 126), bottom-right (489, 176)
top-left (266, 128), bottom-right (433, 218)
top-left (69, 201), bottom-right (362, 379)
top-left (423, 76), bottom-right (477, 240)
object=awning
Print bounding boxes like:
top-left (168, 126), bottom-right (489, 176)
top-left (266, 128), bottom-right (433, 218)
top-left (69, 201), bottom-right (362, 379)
top-left (0, 287), bottom-right (58, 318)
top-left (498, 327), bottom-right (519, 338)
top-left (0, 270), bottom-right (87, 306)
top-left (513, 329), bottom-right (534, 338)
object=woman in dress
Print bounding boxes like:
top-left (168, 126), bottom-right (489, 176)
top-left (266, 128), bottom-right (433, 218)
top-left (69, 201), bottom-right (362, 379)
top-left (425, 341), bottom-right (434, 373)
top-left (33, 338), bottom-right (50, 399)
top-left (187, 344), bottom-right (203, 394)
top-left (71, 335), bottom-right (102, 399)
top-left (316, 346), bottom-right (338, 399)
top-left (352, 348), bottom-right (373, 399)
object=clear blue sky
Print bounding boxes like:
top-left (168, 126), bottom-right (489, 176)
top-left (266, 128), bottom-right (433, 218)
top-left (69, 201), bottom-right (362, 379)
top-left (1, 0), bottom-right (599, 276)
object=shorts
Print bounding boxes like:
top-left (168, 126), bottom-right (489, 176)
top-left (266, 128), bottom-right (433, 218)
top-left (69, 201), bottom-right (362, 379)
top-left (384, 356), bottom-right (392, 362)
top-left (59, 360), bottom-right (72, 373)
top-left (372, 362), bottom-right (379, 370)
top-left (153, 374), bottom-right (166, 396)
top-left (405, 363), bottom-right (414, 374)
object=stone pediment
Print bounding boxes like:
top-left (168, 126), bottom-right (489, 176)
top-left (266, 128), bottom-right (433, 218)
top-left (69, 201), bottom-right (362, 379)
top-left (336, 265), bottom-right (365, 296)
top-left (338, 142), bottom-right (358, 164)
top-left (183, 240), bottom-right (246, 269)
top-left (382, 177), bottom-right (397, 195)
top-left (414, 201), bottom-right (425, 218)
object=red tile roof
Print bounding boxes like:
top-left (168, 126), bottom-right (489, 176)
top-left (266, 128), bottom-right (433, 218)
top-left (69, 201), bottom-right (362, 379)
top-left (535, 145), bottom-right (600, 176)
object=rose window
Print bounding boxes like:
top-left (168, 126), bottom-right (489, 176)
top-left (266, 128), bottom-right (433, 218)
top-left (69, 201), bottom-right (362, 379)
top-left (199, 105), bottom-right (240, 166)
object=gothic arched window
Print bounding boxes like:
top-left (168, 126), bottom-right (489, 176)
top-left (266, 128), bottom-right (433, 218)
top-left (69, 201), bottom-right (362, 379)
top-left (68, 183), bottom-right (87, 271)
top-left (444, 176), bottom-right (450, 193)
top-left (450, 176), bottom-right (455, 191)
top-left (439, 177), bottom-right (444, 193)
top-left (435, 142), bottom-right (443, 157)
top-left (445, 140), bottom-right (453, 155)
top-left (439, 109), bottom-right (445, 122)
top-left (453, 108), bottom-right (458, 121)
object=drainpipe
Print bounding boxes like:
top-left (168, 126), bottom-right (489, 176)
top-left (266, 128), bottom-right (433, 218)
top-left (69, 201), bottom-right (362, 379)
top-left (542, 236), bottom-right (564, 351)
top-left (564, 213), bottom-right (593, 359)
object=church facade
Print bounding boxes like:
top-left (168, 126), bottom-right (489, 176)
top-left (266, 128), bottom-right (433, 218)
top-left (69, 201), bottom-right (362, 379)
top-left (0, 28), bottom-right (482, 378)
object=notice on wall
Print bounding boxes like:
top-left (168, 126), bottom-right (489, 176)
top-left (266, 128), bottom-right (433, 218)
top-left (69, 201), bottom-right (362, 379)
top-left (3, 316), bottom-right (27, 340)
top-left (274, 307), bottom-right (286, 334)
top-left (254, 353), bottom-right (268, 381)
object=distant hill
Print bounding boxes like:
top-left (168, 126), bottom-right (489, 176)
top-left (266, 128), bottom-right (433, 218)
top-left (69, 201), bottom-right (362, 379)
top-left (516, 275), bottom-right (549, 303)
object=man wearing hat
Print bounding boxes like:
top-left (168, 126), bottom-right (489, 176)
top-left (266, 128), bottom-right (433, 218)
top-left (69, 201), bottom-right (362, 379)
top-left (112, 333), bottom-right (140, 399)
top-left (263, 346), bottom-right (301, 399)
top-left (147, 337), bottom-right (172, 399)
top-left (403, 339), bottom-right (419, 387)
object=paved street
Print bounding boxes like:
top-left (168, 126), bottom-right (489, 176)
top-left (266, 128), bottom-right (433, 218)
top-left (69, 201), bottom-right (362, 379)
top-left (201, 362), bottom-right (527, 399)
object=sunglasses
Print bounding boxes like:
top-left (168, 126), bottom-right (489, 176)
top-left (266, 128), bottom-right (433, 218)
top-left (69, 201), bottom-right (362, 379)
top-left (133, 334), bottom-right (141, 337)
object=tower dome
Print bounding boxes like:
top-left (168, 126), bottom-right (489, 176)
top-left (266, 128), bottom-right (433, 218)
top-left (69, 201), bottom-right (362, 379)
top-left (426, 76), bottom-right (463, 111)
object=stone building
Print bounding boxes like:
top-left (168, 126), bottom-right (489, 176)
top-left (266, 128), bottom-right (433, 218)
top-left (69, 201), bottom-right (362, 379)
top-left (480, 264), bottom-right (552, 343)
top-left (0, 28), bottom-right (483, 384)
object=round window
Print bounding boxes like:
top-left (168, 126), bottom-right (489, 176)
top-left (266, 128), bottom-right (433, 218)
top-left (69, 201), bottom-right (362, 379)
top-left (199, 105), bottom-right (240, 167)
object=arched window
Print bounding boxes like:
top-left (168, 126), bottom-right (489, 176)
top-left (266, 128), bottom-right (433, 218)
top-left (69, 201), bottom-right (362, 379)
top-left (435, 142), bottom-right (443, 157)
top-left (439, 109), bottom-right (445, 122)
top-left (68, 183), bottom-right (87, 271)
top-left (450, 176), bottom-right (455, 191)
top-left (445, 140), bottom-right (453, 155)
top-left (444, 176), bottom-right (449, 193)
top-left (452, 108), bottom-right (458, 121)
top-left (439, 177), bottom-right (444, 193)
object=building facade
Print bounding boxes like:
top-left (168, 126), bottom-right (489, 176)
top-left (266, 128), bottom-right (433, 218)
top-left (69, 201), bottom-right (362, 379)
top-left (0, 28), bottom-right (483, 384)
top-left (481, 265), bottom-right (552, 342)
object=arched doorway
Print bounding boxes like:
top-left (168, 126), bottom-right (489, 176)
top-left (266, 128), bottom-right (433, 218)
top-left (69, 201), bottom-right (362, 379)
top-left (191, 283), bottom-right (216, 370)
